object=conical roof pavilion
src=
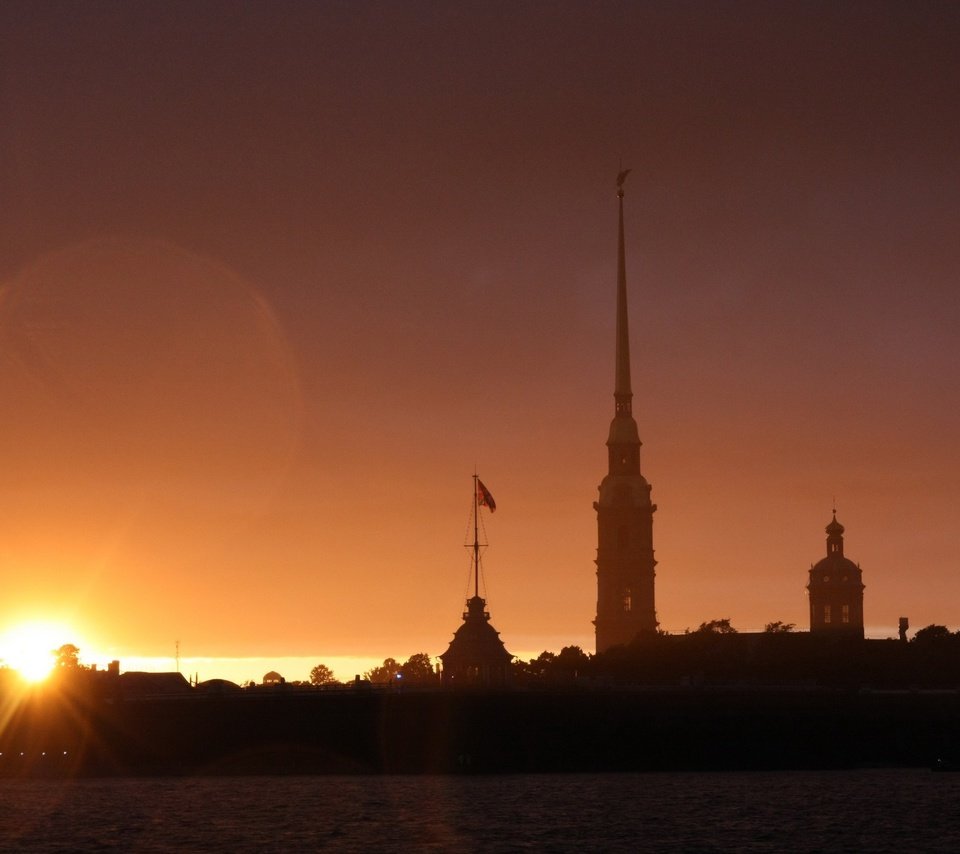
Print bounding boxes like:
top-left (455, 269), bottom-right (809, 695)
top-left (440, 595), bottom-right (512, 687)
top-left (440, 477), bottom-right (512, 687)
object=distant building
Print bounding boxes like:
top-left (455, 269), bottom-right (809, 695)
top-left (119, 671), bottom-right (192, 696)
top-left (807, 512), bottom-right (865, 637)
top-left (594, 174), bottom-right (658, 653)
top-left (195, 678), bottom-right (242, 694)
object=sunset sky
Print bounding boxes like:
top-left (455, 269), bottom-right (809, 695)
top-left (1, 2), bottom-right (958, 682)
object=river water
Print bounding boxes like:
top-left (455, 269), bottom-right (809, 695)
top-left (1, 769), bottom-right (958, 852)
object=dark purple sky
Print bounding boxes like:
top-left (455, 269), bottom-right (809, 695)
top-left (1, 2), bottom-right (958, 666)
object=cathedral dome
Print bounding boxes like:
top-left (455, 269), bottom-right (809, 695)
top-left (811, 553), bottom-right (860, 581)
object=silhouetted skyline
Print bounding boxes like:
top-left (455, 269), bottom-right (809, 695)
top-left (1, 3), bottom-right (958, 677)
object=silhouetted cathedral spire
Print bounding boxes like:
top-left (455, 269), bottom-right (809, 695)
top-left (594, 173), bottom-right (658, 653)
top-left (615, 175), bottom-right (633, 417)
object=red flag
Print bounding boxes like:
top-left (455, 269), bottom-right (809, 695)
top-left (477, 479), bottom-right (496, 512)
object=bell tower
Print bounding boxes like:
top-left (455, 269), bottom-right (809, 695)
top-left (593, 172), bottom-right (658, 652)
top-left (807, 511), bottom-right (865, 637)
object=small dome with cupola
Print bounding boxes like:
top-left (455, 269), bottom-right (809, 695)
top-left (825, 513), bottom-right (845, 538)
top-left (807, 509), bottom-right (865, 637)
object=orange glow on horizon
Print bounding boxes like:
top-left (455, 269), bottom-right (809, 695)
top-left (0, 621), bottom-right (84, 684)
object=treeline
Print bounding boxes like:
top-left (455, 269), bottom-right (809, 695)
top-left (306, 653), bottom-right (437, 686)
top-left (302, 622), bottom-right (960, 690)
top-left (511, 622), bottom-right (960, 688)
top-left (41, 624), bottom-right (960, 692)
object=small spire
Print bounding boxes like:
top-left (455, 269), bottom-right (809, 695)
top-left (827, 499), bottom-right (843, 533)
top-left (826, 508), bottom-right (845, 552)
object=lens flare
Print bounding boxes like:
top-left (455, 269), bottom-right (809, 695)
top-left (0, 621), bottom-right (79, 683)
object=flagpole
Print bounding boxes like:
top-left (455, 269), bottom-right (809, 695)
top-left (473, 473), bottom-right (480, 599)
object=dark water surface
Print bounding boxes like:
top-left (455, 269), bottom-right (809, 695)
top-left (1, 770), bottom-right (958, 852)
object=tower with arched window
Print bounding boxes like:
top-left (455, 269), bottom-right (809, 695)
top-left (594, 173), bottom-right (658, 652)
top-left (807, 512), bottom-right (865, 637)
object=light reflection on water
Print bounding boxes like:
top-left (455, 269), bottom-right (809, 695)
top-left (1, 770), bottom-right (958, 852)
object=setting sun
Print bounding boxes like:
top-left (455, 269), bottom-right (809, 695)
top-left (0, 621), bottom-right (79, 683)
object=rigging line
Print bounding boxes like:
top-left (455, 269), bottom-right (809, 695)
top-left (462, 547), bottom-right (474, 601)
top-left (477, 505), bottom-right (490, 598)
top-left (462, 501), bottom-right (474, 547)
top-left (461, 496), bottom-right (476, 598)
top-left (478, 502), bottom-right (489, 547)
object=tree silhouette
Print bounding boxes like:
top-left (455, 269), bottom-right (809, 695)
top-left (556, 646), bottom-right (591, 676)
top-left (365, 657), bottom-right (401, 683)
top-left (400, 653), bottom-right (436, 684)
top-left (764, 621), bottom-right (796, 633)
top-left (913, 624), bottom-right (953, 644)
top-left (53, 644), bottom-right (81, 668)
top-left (532, 651), bottom-right (557, 672)
top-left (693, 618), bottom-right (737, 634)
top-left (309, 664), bottom-right (338, 685)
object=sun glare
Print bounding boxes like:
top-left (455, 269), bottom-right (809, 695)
top-left (0, 621), bottom-right (79, 683)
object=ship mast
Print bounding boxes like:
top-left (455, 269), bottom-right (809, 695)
top-left (440, 475), bottom-right (511, 685)
top-left (472, 473), bottom-right (480, 599)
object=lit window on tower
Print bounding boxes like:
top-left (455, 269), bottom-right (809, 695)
top-left (824, 604), bottom-right (832, 623)
top-left (623, 589), bottom-right (632, 612)
top-left (841, 604), bottom-right (849, 623)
